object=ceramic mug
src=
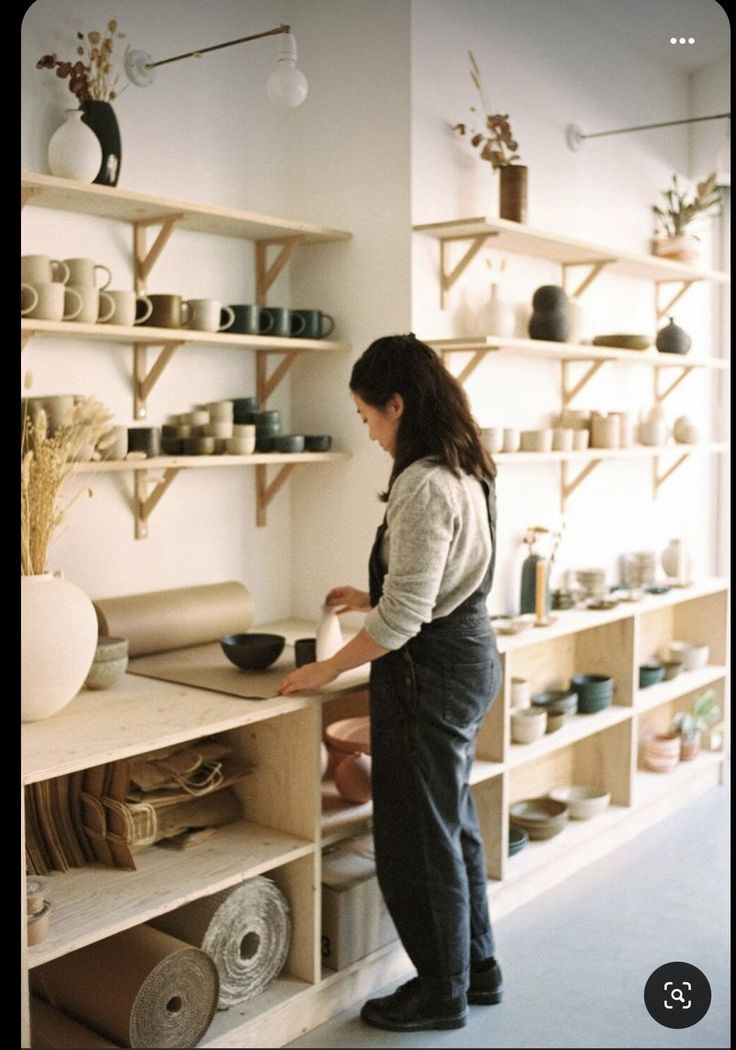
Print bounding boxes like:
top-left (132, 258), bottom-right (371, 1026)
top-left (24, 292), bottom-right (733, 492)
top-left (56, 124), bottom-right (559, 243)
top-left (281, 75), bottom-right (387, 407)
top-left (102, 290), bottom-right (154, 327)
top-left (481, 427), bottom-right (504, 454)
top-left (188, 299), bottom-right (236, 333)
top-left (97, 425), bottom-right (128, 460)
top-left (67, 284), bottom-right (115, 324)
top-left (21, 283), bottom-right (39, 316)
top-left (228, 305), bottom-right (275, 336)
top-left (291, 309), bottom-right (335, 339)
top-left (22, 281), bottom-right (82, 321)
top-left (21, 255), bottom-right (70, 285)
top-left (260, 307), bottom-right (307, 338)
top-left (502, 427), bottom-right (520, 452)
top-left (63, 257), bottom-right (112, 290)
top-left (141, 294), bottom-right (193, 329)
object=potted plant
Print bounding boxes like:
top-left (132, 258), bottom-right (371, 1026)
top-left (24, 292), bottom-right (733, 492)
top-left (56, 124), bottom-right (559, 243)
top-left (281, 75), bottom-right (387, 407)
top-left (651, 172), bottom-right (722, 262)
top-left (453, 51), bottom-right (527, 223)
top-left (669, 690), bottom-right (721, 760)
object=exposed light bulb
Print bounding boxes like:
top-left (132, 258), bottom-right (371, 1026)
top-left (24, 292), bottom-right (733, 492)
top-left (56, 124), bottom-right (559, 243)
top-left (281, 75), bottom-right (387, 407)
top-left (267, 32), bottom-right (308, 107)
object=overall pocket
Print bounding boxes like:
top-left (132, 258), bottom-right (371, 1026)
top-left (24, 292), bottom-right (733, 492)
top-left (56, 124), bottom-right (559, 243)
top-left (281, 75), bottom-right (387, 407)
top-left (442, 653), bottom-right (501, 728)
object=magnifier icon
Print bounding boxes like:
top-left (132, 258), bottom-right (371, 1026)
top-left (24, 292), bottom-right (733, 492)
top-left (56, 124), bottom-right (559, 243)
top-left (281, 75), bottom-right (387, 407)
top-left (671, 988), bottom-right (685, 1003)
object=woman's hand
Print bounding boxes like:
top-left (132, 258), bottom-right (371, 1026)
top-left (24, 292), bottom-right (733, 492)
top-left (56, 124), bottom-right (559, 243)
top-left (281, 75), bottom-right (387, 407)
top-left (278, 659), bottom-right (339, 695)
top-left (326, 586), bottom-right (372, 614)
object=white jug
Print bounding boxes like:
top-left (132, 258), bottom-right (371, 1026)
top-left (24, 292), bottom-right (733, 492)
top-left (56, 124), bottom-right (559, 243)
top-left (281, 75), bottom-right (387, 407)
top-left (316, 604), bottom-right (344, 661)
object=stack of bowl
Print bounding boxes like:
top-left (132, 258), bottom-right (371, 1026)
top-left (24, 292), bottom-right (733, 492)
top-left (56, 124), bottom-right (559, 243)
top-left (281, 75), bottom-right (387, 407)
top-left (548, 785), bottom-right (611, 819)
top-left (509, 797), bottom-right (569, 840)
top-left (84, 636), bottom-right (129, 690)
top-left (508, 825), bottom-right (529, 856)
top-left (575, 567), bottom-right (607, 600)
top-left (510, 707), bottom-right (547, 744)
top-left (639, 663), bottom-right (665, 688)
top-left (530, 688), bottom-right (578, 732)
top-left (569, 673), bottom-right (614, 713)
top-left (233, 396), bottom-right (260, 424)
top-left (254, 409), bottom-right (282, 451)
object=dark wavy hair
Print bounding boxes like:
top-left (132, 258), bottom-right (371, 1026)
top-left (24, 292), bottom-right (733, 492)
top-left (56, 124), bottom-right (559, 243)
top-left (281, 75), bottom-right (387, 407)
top-left (350, 333), bottom-right (496, 500)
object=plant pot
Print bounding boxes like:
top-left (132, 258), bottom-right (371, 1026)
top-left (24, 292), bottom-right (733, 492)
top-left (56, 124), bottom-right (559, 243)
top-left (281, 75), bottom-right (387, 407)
top-left (499, 165), bottom-right (528, 223)
top-left (679, 730), bottom-right (701, 761)
top-left (642, 732), bottom-right (680, 773)
top-left (652, 234), bottom-right (699, 263)
top-left (21, 573), bottom-right (98, 722)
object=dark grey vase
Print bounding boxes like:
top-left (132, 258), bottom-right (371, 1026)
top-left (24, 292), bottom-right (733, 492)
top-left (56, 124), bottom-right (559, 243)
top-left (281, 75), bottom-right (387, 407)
top-left (528, 285), bottom-right (569, 342)
top-left (80, 100), bottom-right (121, 186)
top-left (656, 316), bottom-right (692, 355)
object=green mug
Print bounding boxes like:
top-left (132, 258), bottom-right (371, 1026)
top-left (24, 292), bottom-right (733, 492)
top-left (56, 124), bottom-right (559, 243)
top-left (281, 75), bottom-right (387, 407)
top-left (260, 307), bottom-right (306, 338)
top-left (292, 309), bottom-right (335, 339)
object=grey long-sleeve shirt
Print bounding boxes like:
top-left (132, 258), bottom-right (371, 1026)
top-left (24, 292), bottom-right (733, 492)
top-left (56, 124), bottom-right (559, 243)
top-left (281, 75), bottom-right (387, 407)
top-left (363, 457), bottom-right (492, 650)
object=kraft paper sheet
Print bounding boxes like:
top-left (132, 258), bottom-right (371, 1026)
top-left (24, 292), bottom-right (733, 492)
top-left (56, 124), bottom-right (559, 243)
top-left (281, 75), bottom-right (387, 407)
top-left (30, 996), bottom-right (118, 1048)
top-left (30, 925), bottom-right (218, 1048)
top-left (150, 876), bottom-right (291, 1008)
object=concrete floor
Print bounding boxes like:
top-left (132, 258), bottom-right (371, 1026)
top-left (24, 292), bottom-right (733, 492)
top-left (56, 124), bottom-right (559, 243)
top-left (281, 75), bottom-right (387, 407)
top-left (287, 784), bottom-right (730, 1049)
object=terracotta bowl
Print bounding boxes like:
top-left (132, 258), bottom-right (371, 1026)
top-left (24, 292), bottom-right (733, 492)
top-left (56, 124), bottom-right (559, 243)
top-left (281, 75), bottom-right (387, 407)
top-left (325, 716), bottom-right (371, 756)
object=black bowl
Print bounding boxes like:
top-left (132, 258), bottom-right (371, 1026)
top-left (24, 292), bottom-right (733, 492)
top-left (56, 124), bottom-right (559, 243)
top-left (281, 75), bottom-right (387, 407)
top-left (220, 633), bottom-right (285, 670)
top-left (531, 689), bottom-right (578, 715)
top-left (305, 434), bottom-right (332, 452)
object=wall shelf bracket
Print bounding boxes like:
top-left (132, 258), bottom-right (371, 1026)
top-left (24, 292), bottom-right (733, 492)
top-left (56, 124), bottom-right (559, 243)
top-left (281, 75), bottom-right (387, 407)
top-left (134, 467), bottom-right (182, 539)
top-left (256, 462), bottom-right (297, 526)
top-left (257, 350), bottom-right (306, 404)
top-left (653, 452), bottom-right (690, 495)
top-left (562, 358), bottom-right (606, 405)
top-left (440, 348), bottom-right (487, 385)
top-left (561, 458), bottom-right (601, 510)
top-left (654, 364), bottom-right (693, 403)
top-left (133, 341), bottom-right (184, 419)
top-left (655, 278), bottom-right (696, 321)
top-left (255, 237), bottom-right (305, 303)
top-left (133, 214), bottom-right (185, 290)
top-left (561, 259), bottom-right (616, 298)
top-left (439, 234), bottom-right (496, 308)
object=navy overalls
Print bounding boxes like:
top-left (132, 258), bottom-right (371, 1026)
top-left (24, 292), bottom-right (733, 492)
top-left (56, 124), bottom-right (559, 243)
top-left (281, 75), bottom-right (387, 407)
top-left (368, 470), bottom-right (501, 1000)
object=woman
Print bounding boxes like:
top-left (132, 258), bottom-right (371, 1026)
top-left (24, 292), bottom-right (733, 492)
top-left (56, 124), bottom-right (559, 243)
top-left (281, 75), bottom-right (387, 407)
top-left (278, 333), bottom-right (502, 1032)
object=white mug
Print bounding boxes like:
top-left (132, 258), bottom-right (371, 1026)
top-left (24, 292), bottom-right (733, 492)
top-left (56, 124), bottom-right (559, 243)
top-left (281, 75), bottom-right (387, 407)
top-left (102, 290), bottom-right (154, 327)
top-left (22, 281), bottom-right (82, 322)
top-left (21, 255), bottom-right (70, 285)
top-left (188, 299), bottom-right (236, 333)
top-left (502, 427), bottom-right (520, 452)
top-left (21, 283), bottom-right (39, 316)
top-left (481, 427), bottom-right (504, 454)
top-left (67, 284), bottom-right (115, 324)
top-left (63, 257), bottom-right (113, 290)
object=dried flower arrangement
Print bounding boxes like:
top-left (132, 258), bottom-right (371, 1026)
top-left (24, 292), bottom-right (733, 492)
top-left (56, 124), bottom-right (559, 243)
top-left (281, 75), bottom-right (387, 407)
top-left (652, 172), bottom-right (722, 239)
top-left (21, 397), bottom-right (113, 576)
top-left (453, 51), bottom-right (521, 169)
top-left (37, 19), bottom-right (129, 102)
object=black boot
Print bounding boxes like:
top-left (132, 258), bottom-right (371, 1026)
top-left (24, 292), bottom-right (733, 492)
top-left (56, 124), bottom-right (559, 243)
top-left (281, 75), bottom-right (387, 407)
top-left (360, 977), bottom-right (469, 1031)
top-left (468, 958), bottom-right (504, 1005)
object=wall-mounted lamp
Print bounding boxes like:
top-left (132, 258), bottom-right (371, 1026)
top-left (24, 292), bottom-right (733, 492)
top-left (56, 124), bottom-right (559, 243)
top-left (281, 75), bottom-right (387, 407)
top-left (125, 24), bottom-right (308, 108)
top-left (566, 112), bottom-right (730, 151)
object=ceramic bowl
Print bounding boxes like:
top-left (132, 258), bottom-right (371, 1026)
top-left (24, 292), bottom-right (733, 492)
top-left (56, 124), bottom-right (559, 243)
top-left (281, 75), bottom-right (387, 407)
top-left (93, 636), bottom-right (129, 662)
top-left (592, 334), bottom-right (650, 351)
top-left (181, 436), bottom-right (215, 455)
top-left (509, 797), bottom-right (569, 839)
top-left (552, 427), bottom-right (575, 452)
top-left (85, 655), bottom-right (128, 690)
top-left (548, 785), bottom-right (611, 819)
top-left (255, 435), bottom-right (278, 452)
top-left (662, 660), bottom-right (683, 681)
top-left (508, 825), bottom-right (529, 856)
top-left (531, 689), bottom-right (578, 715)
top-left (334, 752), bottom-right (372, 804)
top-left (520, 429), bottom-right (553, 452)
top-left (233, 423), bottom-right (256, 437)
top-left (220, 633), bottom-right (285, 670)
top-left (203, 421), bottom-right (233, 439)
top-left (232, 397), bottom-right (260, 414)
top-left (161, 437), bottom-right (182, 455)
top-left (226, 436), bottom-right (256, 455)
top-left (545, 711), bottom-right (570, 733)
top-left (305, 434), bottom-right (332, 452)
top-left (274, 434), bottom-right (306, 453)
top-left (639, 663), bottom-right (665, 687)
top-left (205, 401), bottom-right (233, 421)
top-left (668, 641), bottom-right (709, 670)
top-left (325, 716), bottom-right (371, 755)
top-left (511, 707), bottom-right (547, 744)
top-left (254, 409), bottom-right (281, 427)
top-left (510, 677), bottom-right (531, 708)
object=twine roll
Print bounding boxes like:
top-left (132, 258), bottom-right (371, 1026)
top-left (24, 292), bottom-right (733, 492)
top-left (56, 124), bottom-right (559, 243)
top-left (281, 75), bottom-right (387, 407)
top-left (30, 925), bottom-right (218, 1048)
top-left (150, 876), bottom-right (291, 1008)
top-left (93, 582), bottom-right (253, 657)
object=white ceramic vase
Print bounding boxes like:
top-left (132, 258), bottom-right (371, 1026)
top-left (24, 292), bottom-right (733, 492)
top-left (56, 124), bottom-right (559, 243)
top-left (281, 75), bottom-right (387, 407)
top-left (21, 573), bottom-right (98, 722)
top-left (316, 604), bottom-right (344, 661)
top-left (484, 284), bottom-right (516, 338)
top-left (47, 109), bottom-right (102, 182)
top-left (661, 539), bottom-right (689, 581)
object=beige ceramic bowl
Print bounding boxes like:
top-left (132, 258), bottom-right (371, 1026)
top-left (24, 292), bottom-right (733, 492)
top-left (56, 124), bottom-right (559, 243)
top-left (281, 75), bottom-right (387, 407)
top-left (511, 707), bottom-right (547, 743)
top-left (226, 436), bottom-right (256, 455)
top-left (548, 784), bottom-right (611, 819)
top-left (552, 428), bottom-right (574, 452)
top-left (668, 641), bottom-right (709, 670)
top-left (520, 429), bottom-right (553, 452)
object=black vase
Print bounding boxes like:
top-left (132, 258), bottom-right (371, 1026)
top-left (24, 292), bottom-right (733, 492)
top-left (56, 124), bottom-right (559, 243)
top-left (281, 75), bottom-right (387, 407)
top-left (528, 285), bottom-right (570, 342)
top-left (80, 101), bottom-right (121, 186)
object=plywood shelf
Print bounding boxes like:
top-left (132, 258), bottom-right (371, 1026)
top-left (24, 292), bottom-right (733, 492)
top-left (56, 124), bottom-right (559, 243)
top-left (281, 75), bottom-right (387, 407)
top-left (635, 665), bottom-right (727, 713)
top-left (508, 705), bottom-right (632, 767)
top-left (634, 750), bottom-right (724, 807)
top-left (27, 821), bottom-right (314, 967)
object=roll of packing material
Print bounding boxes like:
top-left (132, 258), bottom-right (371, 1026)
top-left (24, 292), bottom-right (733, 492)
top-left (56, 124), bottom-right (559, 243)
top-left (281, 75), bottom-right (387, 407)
top-left (149, 876), bottom-right (291, 1008)
top-left (30, 995), bottom-right (118, 1048)
top-left (30, 925), bottom-right (218, 1048)
top-left (93, 581), bottom-right (253, 657)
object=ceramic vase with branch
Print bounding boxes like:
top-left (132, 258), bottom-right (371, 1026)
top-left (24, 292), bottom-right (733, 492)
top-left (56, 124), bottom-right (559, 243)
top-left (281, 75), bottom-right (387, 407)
top-left (651, 172), bottom-right (722, 262)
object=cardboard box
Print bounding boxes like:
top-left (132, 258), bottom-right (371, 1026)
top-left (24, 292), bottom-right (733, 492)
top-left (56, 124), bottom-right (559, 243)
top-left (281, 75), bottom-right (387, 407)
top-left (321, 833), bottom-right (398, 970)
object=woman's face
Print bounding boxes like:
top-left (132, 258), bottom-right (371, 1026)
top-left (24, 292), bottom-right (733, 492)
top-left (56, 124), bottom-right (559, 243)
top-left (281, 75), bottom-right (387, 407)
top-left (353, 393), bottom-right (403, 457)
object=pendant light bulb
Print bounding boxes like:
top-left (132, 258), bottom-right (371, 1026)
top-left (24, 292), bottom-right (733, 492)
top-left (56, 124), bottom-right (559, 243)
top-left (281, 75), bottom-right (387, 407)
top-left (267, 33), bottom-right (308, 107)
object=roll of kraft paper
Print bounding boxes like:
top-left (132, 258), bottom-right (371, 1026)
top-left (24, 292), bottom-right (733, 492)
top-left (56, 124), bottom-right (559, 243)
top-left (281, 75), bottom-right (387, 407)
top-left (30, 995), bottom-right (119, 1048)
top-left (149, 876), bottom-right (291, 1008)
top-left (30, 925), bottom-right (218, 1048)
top-left (93, 581), bottom-right (254, 657)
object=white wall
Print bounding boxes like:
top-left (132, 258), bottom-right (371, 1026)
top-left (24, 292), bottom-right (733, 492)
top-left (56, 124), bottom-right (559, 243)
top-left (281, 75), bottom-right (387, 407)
top-left (411, 0), bottom-right (729, 614)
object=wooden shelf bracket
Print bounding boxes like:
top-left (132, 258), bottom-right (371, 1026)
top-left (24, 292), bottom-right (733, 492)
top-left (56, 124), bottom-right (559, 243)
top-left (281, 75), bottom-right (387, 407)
top-left (134, 467), bottom-right (182, 539)
top-left (133, 341), bottom-right (184, 419)
top-left (256, 462), bottom-right (297, 526)
top-left (133, 215), bottom-right (185, 291)
top-left (561, 259), bottom-right (617, 298)
top-left (562, 358), bottom-right (606, 406)
top-left (655, 278), bottom-right (697, 321)
top-left (561, 458), bottom-right (601, 510)
top-left (653, 452), bottom-right (691, 496)
top-left (439, 234), bottom-right (497, 308)
top-left (255, 237), bottom-right (305, 303)
top-left (440, 348), bottom-right (487, 385)
top-left (256, 350), bottom-right (306, 405)
top-left (654, 363), bottom-right (693, 403)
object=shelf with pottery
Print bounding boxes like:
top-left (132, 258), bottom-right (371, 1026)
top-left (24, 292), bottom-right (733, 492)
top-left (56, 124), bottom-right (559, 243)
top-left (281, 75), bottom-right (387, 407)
top-left (634, 665), bottom-right (728, 714)
top-left (413, 214), bottom-right (729, 309)
top-left (633, 749), bottom-right (725, 808)
top-left (20, 318), bottom-right (350, 417)
top-left (69, 450), bottom-right (349, 535)
top-left (507, 704), bottom-right (633, 768)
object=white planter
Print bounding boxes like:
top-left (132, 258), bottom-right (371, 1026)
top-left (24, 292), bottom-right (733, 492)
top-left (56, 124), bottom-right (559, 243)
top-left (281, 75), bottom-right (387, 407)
top-left (652, 234), bottom-right (700, 263)
top-left (47, 109), bottom-right (102, 183)
top-left (21, 573), bottom-right (98, 722)
top-left (484, 284), bottom-right (516, 338)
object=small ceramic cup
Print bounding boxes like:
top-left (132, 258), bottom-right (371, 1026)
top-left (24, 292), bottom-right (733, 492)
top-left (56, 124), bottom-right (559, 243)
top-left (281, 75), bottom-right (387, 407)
top-left (573, 429), bottom-right (590, 451)
top-left (552, 427), bottom-right (574, 451)
top-left (502, 427), bottom-right (520, 452)
top-left (510, 677), bottom-right (531, 708)
top-left (481, 427), bottom-right (504, 454)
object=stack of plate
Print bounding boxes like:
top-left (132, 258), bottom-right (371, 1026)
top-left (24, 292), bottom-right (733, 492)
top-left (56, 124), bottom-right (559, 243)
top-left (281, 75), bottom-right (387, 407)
top-left (569, 674), bottom-right (614, 713)
top-left (632, 551), bottom-right (658, 586)
top-left (575, 567), bottom-right (607, 600)
top-left (509, 798), bottom-right (569, 840)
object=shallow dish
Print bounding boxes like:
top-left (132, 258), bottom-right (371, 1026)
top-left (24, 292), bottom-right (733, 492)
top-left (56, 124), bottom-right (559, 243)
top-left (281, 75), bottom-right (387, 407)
top-left (491, 616), bottom-right (533, 635)
top-left (592, 334), bottom-right (651, 351)
top-left (220, 633), bottom-right (285, 670)
top-left (644, 584), bottom-right (671, 595)
top-left (548, 785), bottom-right (611, 819)
top-left (586, 598), bottom-right (619, 610)
top-left (510, 797), bottom-right (568, 823)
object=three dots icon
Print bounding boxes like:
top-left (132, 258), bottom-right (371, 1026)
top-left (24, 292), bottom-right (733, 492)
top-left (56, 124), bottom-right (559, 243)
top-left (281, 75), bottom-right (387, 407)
top-left (671, 37), bottom-right (695, 44)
